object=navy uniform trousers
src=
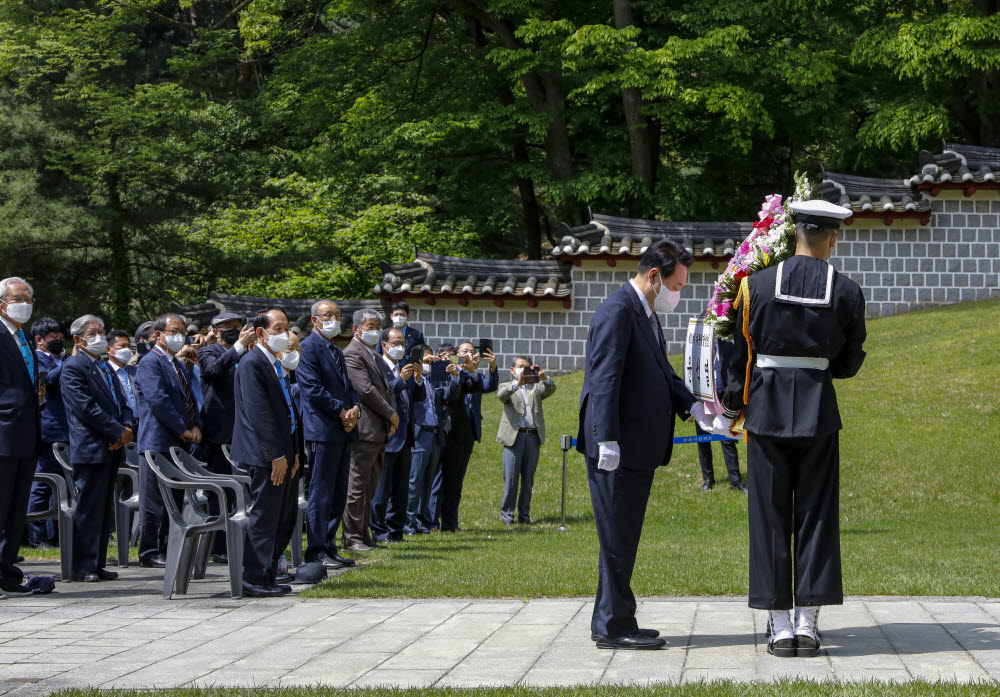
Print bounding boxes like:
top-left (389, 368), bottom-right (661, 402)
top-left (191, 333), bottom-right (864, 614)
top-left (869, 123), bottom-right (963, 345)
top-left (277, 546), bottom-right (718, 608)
top-left (586, 457), bottom-right (656, 639)
top-left (72, 461), bottom-right (119, 574)
top-left (747, 431), bottom-right (842, 610)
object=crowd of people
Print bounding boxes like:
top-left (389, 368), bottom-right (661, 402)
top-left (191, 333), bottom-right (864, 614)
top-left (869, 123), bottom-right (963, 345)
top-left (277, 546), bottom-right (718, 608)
top-left (0, 281), bottom-right (557, 598)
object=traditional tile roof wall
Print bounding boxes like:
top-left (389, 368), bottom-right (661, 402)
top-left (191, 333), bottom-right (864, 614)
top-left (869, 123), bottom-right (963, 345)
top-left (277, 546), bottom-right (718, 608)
top-left (375, 250), bottom-right (572, 305)
top-left (554, 214), bottom-right (752, 261)
top-left (820, 172), bottom-right (932, 214)
top-left (908, 143), bottom-right (1000, 190)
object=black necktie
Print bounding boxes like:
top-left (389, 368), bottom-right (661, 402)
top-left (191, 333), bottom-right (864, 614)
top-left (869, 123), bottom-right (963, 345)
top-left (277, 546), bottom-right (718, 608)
top-left (170, 359), bottom-right (199, 429)
top-left (649, 313), bottom-right (665, 355)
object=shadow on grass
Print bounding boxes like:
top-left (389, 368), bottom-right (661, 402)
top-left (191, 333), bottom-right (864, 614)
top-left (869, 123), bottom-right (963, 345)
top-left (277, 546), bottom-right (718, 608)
top-left (841, 529), bottom-right (890, 535)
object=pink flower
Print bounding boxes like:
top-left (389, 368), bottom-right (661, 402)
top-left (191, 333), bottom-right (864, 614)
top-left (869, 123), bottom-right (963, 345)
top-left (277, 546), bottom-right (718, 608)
top-left (719, 301), bottom-right (732, 316)
top-left (739, 241), bottom-right (750, 255)
top-left (760, 244), bottom-right (771, 254)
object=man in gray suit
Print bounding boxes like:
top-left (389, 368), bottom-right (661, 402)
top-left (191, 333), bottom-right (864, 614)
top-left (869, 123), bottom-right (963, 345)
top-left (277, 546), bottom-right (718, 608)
top-left (342, 309), bottom-right (398, 551)
top-left (495, 356), bottom-right (556, 525)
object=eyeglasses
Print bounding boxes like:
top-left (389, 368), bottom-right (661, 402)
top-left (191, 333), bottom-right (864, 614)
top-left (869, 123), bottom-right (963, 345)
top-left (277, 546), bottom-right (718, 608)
top-left (2, 295), bottom-right (33, 304)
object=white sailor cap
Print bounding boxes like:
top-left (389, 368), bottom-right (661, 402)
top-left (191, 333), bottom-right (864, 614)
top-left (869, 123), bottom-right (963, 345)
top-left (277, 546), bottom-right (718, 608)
top-left (789, 199), bottom-right (853, 228)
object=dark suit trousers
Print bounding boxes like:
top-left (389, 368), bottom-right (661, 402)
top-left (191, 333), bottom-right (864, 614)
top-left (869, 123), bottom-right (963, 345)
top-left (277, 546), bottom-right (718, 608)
top-left (440, 432), bottom-right (475, 532)
top-left (342, 440), bottom-right (384, 548)
top-left (245, 466), bottom-right (288, 587)
top-left (747, 431), bottom-right (842, 610)
top-left (138, 450), bottom-right (184, 562)
top-left (695, 424), bottom-right (742, 486)
top-left (27, 448), bottom-right (62, 545)
top-left (203, 443), bottom-right (232, 555)
top-left (0, 455), bottom-right (36, 579)
top-left (305, 440), bottom-right (351, 560)
top-left (587, 457), bottom-right (655, 639)
top-left (371, 447), bottom-right (411, 539)
top-left (72, 461), bottom-right (118, 574)
top-left (273, 466), bottom-right (301, 572)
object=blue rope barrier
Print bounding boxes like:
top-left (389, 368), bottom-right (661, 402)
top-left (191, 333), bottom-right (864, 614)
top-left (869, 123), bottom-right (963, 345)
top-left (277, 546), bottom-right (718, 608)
top-left (564, 433), bottom-right (737, 450)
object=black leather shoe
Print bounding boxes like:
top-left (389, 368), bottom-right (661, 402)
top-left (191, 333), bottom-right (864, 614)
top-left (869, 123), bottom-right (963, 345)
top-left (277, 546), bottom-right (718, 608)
top-left (140, 554), bottom-right (166, 568)
top-left (95, 569), bottom-right (118, 581)
top-left (275, 573), bottom-right (293, 584)
top-left (73, 572), bottom-right (100, 582)
top-left (595, 632), bottom-right (666, 650)
top-left (795, 633), bottom-right (820, 657)
top-left (211, 554), bottom-right (229, 564)
top-left (699, 481), bottom-right (714, 491)
top-left (592, 628), bottom-right (660, 641)
top-left (331, 554), bottom-right (355, 567)
top-left (242, 582), bottom-right (283, 598)
top-left (730, 481), bottom-right (748, 493)
top-left (768, 636), bottom-right (797, 658)
top-left (273, 584), bottom-right (292, 594)
top-left (315, 553), bottom-right (343, 570)
top-left (15, 556), bottom-right (24, 563)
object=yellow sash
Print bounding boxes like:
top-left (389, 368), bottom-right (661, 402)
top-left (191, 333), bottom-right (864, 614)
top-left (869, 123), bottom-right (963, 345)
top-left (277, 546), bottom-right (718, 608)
top-left (730, 277), bottom-right (752, 439)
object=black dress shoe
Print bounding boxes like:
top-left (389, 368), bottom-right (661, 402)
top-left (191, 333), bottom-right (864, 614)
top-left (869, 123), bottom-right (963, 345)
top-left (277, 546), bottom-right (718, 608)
top-left (73, 572), bottom-right (100, 582)
top-left (331, 554), bottom-right (355, 567)
top-left (730, 481), bottom-right (749, 493)
top-left (795, 633), bottom-right (820, 657)
top-left (95, 569), bottom-right (118, 581)
top-left (699, 481), bottom-right (714, 491)
top-left (242, 582), bottom-right (283, 598)
top-left (592, 628), bottom-right (660, 641)
top-left (595, 632), bottom-right (666, 650)
top-left (273, 584), bottom-right (292, 594)
top-left (15, 556), bottom-right (24, 563)
top-left (275, 573), bottom-right (293, 584)
top-left (315, 553), bottom-right (343, 569)
top-left (140, 554), bottom-right (167, 568)
top-left (211, 554), bottom-right (229, 564)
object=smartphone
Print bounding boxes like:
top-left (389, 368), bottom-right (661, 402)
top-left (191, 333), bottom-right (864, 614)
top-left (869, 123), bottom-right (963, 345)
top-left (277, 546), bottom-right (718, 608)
top-left (478, 338), bottom-right (493, 355)
top-left (522, 365), bottom-right (540, 384)
top-left (37, 369), bottom-right (49, 385)
top-left (408, 348), bottom-right (423, 366)
top-left (430, 358), bottom-right (449, 380)
top-left (449, 354), bottom-right (461, 364)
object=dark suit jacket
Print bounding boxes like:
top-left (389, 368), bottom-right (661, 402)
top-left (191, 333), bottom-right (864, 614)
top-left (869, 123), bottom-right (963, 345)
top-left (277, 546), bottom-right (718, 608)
top-left (36, 350), bottom-right (68, 443)
top-left (576, 282), bottom-right (696, 470)
top-left (60, 353), bottom-right (133, 465)
top-left (297, 331), bottom-right (359, 444)
top-left (230, 346), bottom-right (296, 468)
top-left (383, 360), bottom-right (426, 453)
top-left (197, 342), bottom-right (241, 444)
top-left (0, 325), bottom-right (40, 457)
top-left (135, 348), bottom-right (202, 453)
top-left (343, 338), bottom-right (397, 444)
top-left (443, 368), bottom-right (486, 444)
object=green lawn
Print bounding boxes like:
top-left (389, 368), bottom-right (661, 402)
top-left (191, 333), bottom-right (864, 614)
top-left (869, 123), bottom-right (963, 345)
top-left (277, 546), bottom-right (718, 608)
top-left (303, 298), bottom-right (1000, 599)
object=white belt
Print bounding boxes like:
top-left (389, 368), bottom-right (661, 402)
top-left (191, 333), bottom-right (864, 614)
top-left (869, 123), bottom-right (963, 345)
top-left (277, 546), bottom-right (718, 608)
top-left (756, 354), bottom-right (829, 370)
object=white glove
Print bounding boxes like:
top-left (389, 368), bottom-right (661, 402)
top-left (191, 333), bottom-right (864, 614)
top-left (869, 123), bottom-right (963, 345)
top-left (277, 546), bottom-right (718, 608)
top-left (711, 415), bottom-right (734, 436)
top-left (597, 442), bottom-right (620, 471)
top-left (690, 402), bottom-right (715, 432)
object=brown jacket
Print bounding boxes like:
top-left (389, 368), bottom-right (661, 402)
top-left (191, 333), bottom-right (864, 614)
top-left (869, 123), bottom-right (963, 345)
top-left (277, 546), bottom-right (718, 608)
top-left (343, 338), bottom-right (397, 443)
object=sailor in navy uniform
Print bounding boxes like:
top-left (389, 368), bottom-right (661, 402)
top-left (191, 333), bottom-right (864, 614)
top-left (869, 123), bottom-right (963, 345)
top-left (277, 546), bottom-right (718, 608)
top-left (718, 199), bottom-right (867, 658)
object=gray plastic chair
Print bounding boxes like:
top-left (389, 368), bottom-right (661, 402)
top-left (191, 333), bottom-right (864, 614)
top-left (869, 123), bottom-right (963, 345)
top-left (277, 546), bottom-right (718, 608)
top-left (51, 442), bottom-right (78, 505)
top-left (221, 443), bottom-right (251, 476)
top-left (123, 442), bottom-right (142, 547)
top-left (25, 450), bottom-right (75, 583)
top-left (145, 451), bottom-right (248, 599)
top-left (113, 444), bottom-right (141, 568)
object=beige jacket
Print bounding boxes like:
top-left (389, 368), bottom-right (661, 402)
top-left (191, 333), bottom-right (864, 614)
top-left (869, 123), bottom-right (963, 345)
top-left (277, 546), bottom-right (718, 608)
top-left (495, 377), bottom-right (556, 446)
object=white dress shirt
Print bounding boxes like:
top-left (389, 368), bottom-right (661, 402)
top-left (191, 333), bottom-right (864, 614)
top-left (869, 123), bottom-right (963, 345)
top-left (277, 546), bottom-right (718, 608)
top-left (628, 278), bottom-right (654, 318)
top-left (519, 384), bottom-right (535, 428)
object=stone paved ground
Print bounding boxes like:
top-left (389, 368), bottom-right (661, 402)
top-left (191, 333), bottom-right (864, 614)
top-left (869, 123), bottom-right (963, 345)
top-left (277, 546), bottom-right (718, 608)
top-left (0, 561), bottom-right (998, 694)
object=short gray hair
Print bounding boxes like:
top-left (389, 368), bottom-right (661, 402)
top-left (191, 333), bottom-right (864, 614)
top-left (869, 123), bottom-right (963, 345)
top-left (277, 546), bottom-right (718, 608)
top-left (0, 277), bottom-right (34, 300)
top-left (310, 300), bottom-right (337, 316)
top-left (70, 314), bottom-right (105, 337)
top-left (352, 308), bottom-right (381, 328)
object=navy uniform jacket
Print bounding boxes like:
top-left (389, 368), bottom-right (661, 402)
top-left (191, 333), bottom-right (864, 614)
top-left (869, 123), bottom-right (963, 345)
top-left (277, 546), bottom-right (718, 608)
top-left (36, 351), bottom-right (68, 443)
top-left (230, 346), bottom-right (296, 468)
top-left (383, 360), bottom-right (426, 453)
top-left (722, 255), bottom-right (867, 438)
top-left (135, 349), bottom-right (202, 453)
top-left (576, 282), bottom-right (696, 470)
top-left (0, 325), bottom-right (40, 457)
top-left (198, 342), bottom-right (242, 444)
top-left (297, 331), bottom-right (359, 444)
top-left (377, 325), bottom-right (426, 358)
top-left (60, 353), bottom-right (133, 465)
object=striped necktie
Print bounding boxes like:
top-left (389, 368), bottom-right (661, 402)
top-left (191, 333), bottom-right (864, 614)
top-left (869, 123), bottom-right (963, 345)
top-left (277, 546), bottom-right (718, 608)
top-left (169, 357), bottom-right (199, 429)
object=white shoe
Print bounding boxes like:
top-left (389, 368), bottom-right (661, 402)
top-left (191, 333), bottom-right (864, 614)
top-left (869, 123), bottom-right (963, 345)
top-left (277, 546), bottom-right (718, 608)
top-left (766, 610), bottom-right (795, 657)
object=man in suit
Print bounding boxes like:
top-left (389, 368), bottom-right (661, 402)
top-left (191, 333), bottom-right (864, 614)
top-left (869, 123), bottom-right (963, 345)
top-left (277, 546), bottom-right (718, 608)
top-left (371, 327), bottom-right (425, 542)
top-left (198, 312), bottom-right (254, 562)
top-left (106, 329), bottom-right (140, 432)
top-left (134, 313), bottom-right (203, 568)
top-left (495, 356), bottom-right (557, 525)
top-left (377, 301), bottom-right (425, 358)
top-left (0, 277), bottom-right (42, 594)
top-left (298, 300), bottom-right (360, 568)
top-left (696, 339), bottom-right (746, 492)
top-left (342, 309), bottom-right (398, 551)
top-left (273, 332), bottom-right (305, 580)
top-left (577, 239), bottom-right (702, 649)
top-left (61, 315), bottom-right (134, 582)
top-left (230, 308), bottom-right (298, 597)
top-left (439, 341), bottom-right (498, 532)
top-left (27, 316), bottom-right (68, 548)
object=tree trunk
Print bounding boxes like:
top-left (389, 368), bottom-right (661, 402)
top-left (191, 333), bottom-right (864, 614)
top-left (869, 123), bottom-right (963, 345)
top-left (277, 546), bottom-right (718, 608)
top-left (105, 174), bottom-right (131, 328)
top-left (513, 139), bottom-right (543, 258)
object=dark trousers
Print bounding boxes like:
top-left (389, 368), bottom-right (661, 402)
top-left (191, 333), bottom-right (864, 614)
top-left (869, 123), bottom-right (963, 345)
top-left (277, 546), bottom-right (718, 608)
top-left (408, 429), bottom-right (442, 532)
top-left (72, 461), bottom-right (118, 574)
top-left (203, 442), bottom-right (233, 555)
top-left (371, 447), bottom-right (411, 540)
top-left (747, 431), bottom-right (842, 610)
top-left (587, 457), bottom-right (655, 639)
top-left (342, 440), bottom-right (384, 548)
top-left (26, 447), bottom-right (62, 545)
top-left (439, 431), bottom-right (475, 532)
top-left (305, 439), bottom-right (351, 560)
top-left (138, 449), bottom-right (184, 562)
top-left (0, 454), bottom-right (36, 582)
top-left (429, 453), bottom-right (444, 528)
top-left (501, 432), bottom-right (541, 524)
top-left (245, 465), bottom-right (288, 587)
top-left (696, 424), bottom-right (743, 486)
top-left (273, 466), bottom-right (301, 572)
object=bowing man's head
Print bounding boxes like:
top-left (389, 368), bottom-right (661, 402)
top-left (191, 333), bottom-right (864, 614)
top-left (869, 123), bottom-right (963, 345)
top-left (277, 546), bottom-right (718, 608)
top-left (635, 239), bottom-right (694, 312)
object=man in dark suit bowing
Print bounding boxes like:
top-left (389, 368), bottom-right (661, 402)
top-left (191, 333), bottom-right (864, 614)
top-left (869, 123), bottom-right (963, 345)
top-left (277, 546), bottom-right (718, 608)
top-left (230, 308), bottom-right (298, 597)
top-left (0, 277), bottom-right (42, 594)
top-left (577, 240), bottom-right (703, 650)
top-left (61, 315), bottom-right (134, 582)
top-left (298, 300), bottom-right (360, 568)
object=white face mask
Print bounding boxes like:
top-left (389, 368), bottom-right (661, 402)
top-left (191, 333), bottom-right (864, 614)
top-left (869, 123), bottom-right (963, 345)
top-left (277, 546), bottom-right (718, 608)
top-left (280, 350), bottom-right (300, 371)
top-left (386, 345), bottom-right (405, 361)
top-left (317, 319), bottom-right (341, 339)
top-left (83, 334), bottom-right (108, 355)
top-left (114, 348), bottom-right (132, 364)
top-left (360, 329), bottom-right (381, 347)
top-left (163, 333), bottom-right (186, 353)
top-left (514, 367), bottom-right (524, 379)
top-left (421, 363), bottom-right (431, 375)
top-left (653, 277), bottom-right (681, 313)
top-left (265, 331), bottom-right (290, 353)
top-left (391, 315), bottom-right (407, 328)
top-left (3, 301), bottom-right (32, 324)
